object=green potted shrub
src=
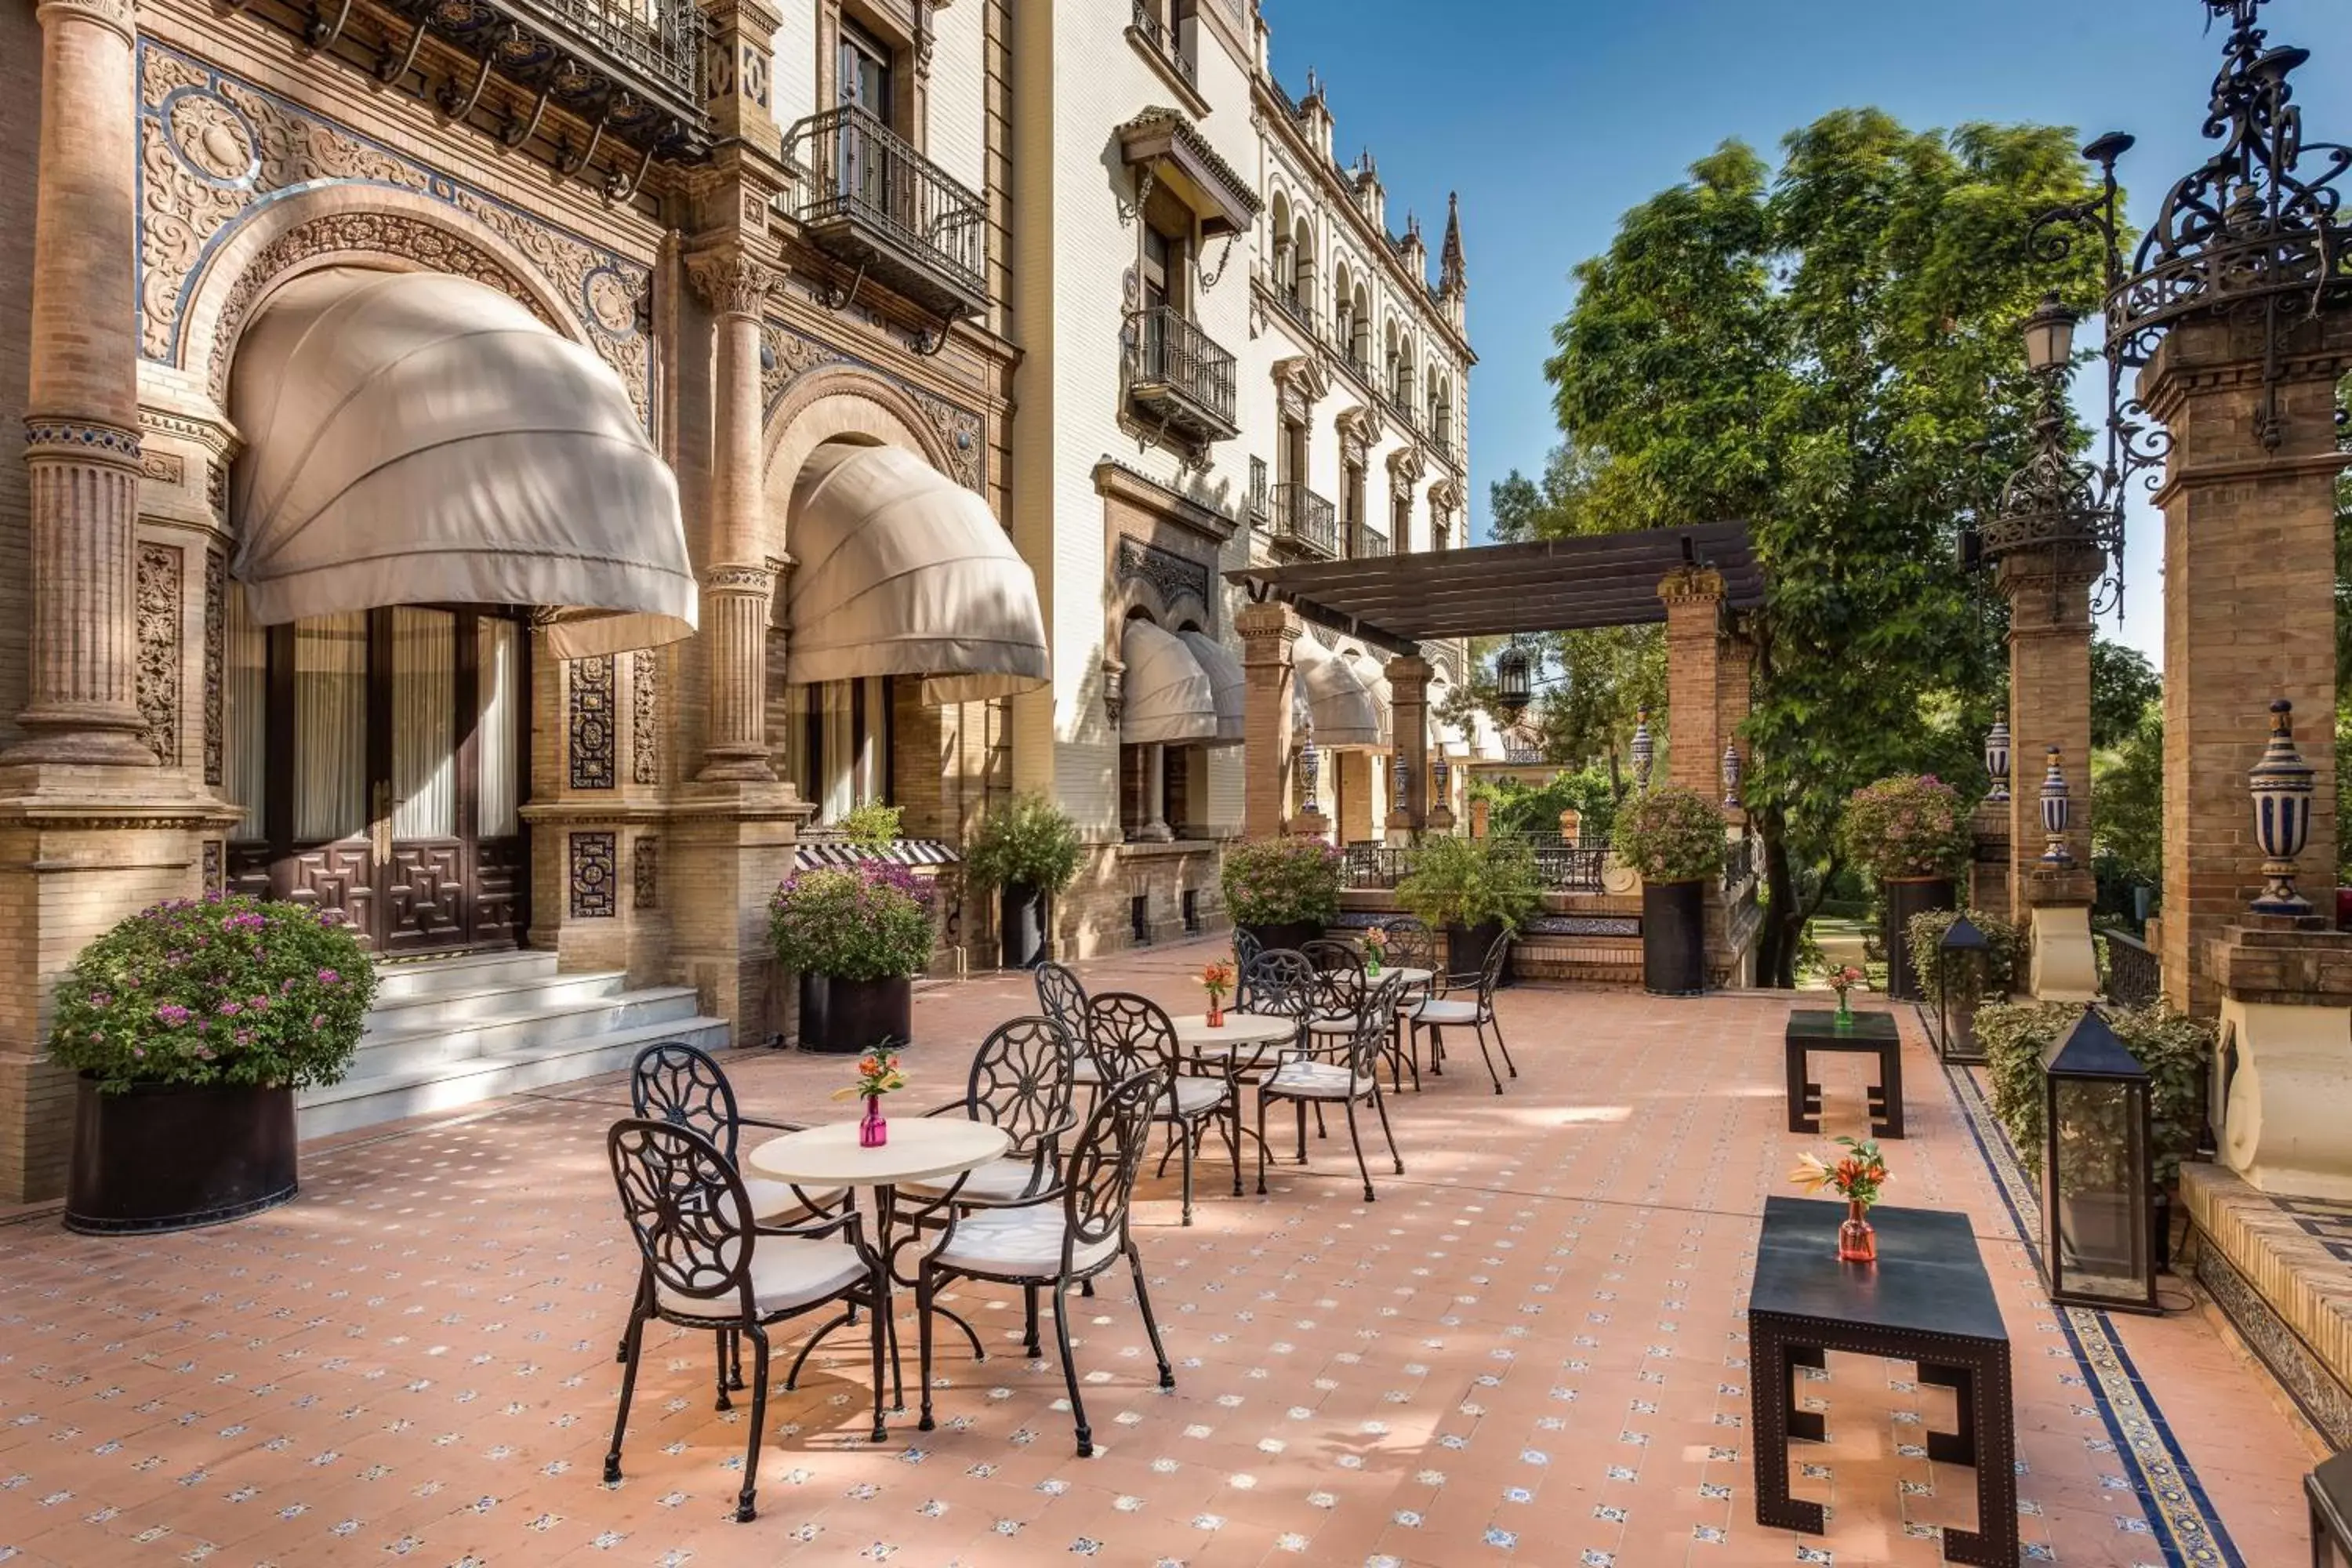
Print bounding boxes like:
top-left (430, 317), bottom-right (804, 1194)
top-left (1839, 774), bottom-right (1972, 1004)
top-left (1220, 837), bottom-right (1343, 954)
top-left (1612, 785), bottom-right (1730, 996)
top-left (771, 862), bottom-right (938, 1054)
top-left (1396, 834), bottom-right (1542, 977)
top-left (52, 894), bottom-right (378, 1233)
top-left (964, 794), bottom-right (1084, 969)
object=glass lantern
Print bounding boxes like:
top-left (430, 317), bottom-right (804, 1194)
top-left (2307, 1446), bottom-right (2352, 1568)
top-left (2041, 1006), bottom-right (2160, 1314)
top-left (1494, 645), bottom-right (1531, 720)
top-left (1935, 915), bottom-right (1994, 1065)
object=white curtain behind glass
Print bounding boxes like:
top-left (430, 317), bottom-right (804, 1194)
top-left (477, 617), bottom-right (519, 837)
top-left (391, 608), bottom-right (455, 839)
top-left (294, 612), bottom-right (368, 840)
top-left (821, 681), bottom-right (854, 822)
top-left (226, 587), bottom-right (267, 839)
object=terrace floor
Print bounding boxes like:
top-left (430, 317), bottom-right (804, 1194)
top-left (0, 938), bottom-right (2321, 1567)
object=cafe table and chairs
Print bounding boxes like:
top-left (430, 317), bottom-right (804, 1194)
top-left (1256, 971), bottom-right (1409, 1201)
top-left (1087, 992), bottom-right (1237, 1223)
top-left (1404, 935), bottom-right (1518, 1094)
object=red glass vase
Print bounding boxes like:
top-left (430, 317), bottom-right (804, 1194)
top-left (859, 1094), bottom-right (887, 1149)
top-left (1838, 1200), bottom-right (1876, 1264)
top-left (1207, 1000), bottom-right (1225, 1028)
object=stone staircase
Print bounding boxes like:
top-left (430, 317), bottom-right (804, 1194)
top-left (299, 950), bottom-right (728, 1139)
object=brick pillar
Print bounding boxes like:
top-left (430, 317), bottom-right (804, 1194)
top-left (1659, 567), bottom-right (1725, 800)
top-left (9, 0), bottom-right (150, 767)
top-left (684, 248), bottom-right (780, 783)
top-left (1385, 654), bottom-right (1430, 844)
top-left (1236, 602), bottom-right (1300, 839)
top-left (1999, 553), bottom-right (2095, 909)
top-left (2142, 308), bottom-right (2352, 1015)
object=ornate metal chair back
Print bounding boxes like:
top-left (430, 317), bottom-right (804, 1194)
top-left (1472, 934), bottom-right (1511, 1014)
top-left (1060, 1065), bottom-right (1168, 1269)
top-left (630, 1040), bottom-right (743, 1166)
top-left (1084, 992), bottom-right (1179, 1088)
top-left (1240, 949), bottom-right (1316, 1023)
top-left (1344, 971), bottom-right (1410, 1086)
top-left (966, 1015), bottom-right (1078, 1161)
top-left (1232, 927), bottom-right (1264, 975)
top-left (608, 1118), bottom-right (755, 1321)
top-left (1034, 961), bottom-right (1092, 1065)
top-left (1381, 916), bottom-right (1438, 973)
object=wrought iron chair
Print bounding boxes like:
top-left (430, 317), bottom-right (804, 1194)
top-left (1405, 935), bottom-right (1518, 1094)
top-left (1035, 960), bottom-right (1099, 1091)
top-left (1087, 991), bottom-right (1235, 1224)
top-left (906, 1016), bottom-right (1079, 1205)
top-left (1232, 926), bottom-right (1265, 976)
top-left (1373, 917), bottom-right (1441, 1091)
top-left (604, 1119), bottom-right (887, 1523)
top-left (1300, 936), bottom-right (1370, 1060)
top-left (1258, 971), bottom-right (1408, 1201)
top-left (914, 1065), bottom-right (1176, 1457)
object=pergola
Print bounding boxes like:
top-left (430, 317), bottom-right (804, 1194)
top-left (1225, 523), bottom-right (1764, 841)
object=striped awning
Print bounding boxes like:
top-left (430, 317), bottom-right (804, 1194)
top-left (794, 838), bottom-right (961, 869)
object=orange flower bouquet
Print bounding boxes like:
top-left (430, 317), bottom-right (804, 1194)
top-left (833, 1050), bottom-right (907, 1148)
top-left (1790, 1136), bottom-right (1889, 1263)
top-left (1201, 960), bottom-right (1236, 1027)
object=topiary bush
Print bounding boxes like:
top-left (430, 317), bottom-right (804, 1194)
top-left (1905, 908), bottom-right (2024, 1003)
top-left (1838, 774), bottom-right (1972, 883)
top-left (963, 793), bottom-right (1084, 897)
top-left (1976, 999), bottom-right (2214, 1184)
top-left (1220, 837), bottom-right (1343, 927)
top-left (1610, 785), bottom-right (1728, 884)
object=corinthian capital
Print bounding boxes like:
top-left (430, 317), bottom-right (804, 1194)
top-left (686, 250), bottom-right (779, 318)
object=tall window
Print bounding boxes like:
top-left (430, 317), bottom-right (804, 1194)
top-left (1142, 190), bottom-right (1192, 316)
top-left (782, 675), bottom-right (893, 825)
top-left (1342, 460), bottom-right (1365, 556)
top-left (1392, 485), bottom-right (1412, 554)
top-left (839, 17), bottom-right (894, 119)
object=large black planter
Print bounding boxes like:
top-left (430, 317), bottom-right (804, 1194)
top-left (1642, 880), bottom-right (1708, 996)
top-left (66, 1076), bottom-right (298, 1234)
top-left (1000, 883), bottom-right (1046, 970)
top-left (1238, 920), bottom-right (1324, 957)
top-left (1883, 877), bottom-right (1955, 1002)
top-left (797, 973), bottom-right (914, 1055)
top-left (1445, 919), bottom-right (1512, 983)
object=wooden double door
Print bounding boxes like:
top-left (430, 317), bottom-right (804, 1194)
top-left (227, 606), bottom-right (529, 955)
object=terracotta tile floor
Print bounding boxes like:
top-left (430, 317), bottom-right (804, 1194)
top-left (0, 938), bottom-right (2318, 1566)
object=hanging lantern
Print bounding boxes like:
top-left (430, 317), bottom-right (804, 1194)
top-left (1935, 915), bottom-right (1993, 1065)
top-left (1494, 644), bottom-right (1531, 720)
top-left (1632, 708), bottom-right (1654, 795)
top-left (1721, 743), bottom-right (1743, 810)
top-left (2249, 699), bottom-right (2315, 917)
top-left (1984, 721), bottom-right (2011, 803)
top-left (2038, 746), bottom-right (2072, 867)
top-left (2040, 1005), bottom-right (2159, 1315)
top-left (1298, 722), bottom-right (1322, 818)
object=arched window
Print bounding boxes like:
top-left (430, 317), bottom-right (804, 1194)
top-left (1332, 260), bottom-right (1355, 351)
top-left (1290, 216), bottom-right (1316, 330)
top-left (1350, 283), bottom-right (1372, 370)
top-left (1392, 338), bottom-right (1415, 419)
top-left (1269, 193), bottom-right (1294, 294)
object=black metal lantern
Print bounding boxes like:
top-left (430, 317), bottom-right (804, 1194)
top-left (2041, 1005), bottom-right (2160, 1314)
top-left (1936, 915), bottom-right (1994, 1065)
top-left (1494, 644), bottom-right (1531, 721)
top-left (2307, 1446), bottom-right (2352, 1568)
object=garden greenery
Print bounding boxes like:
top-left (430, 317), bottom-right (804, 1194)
top-left (1610, 785), bottom-right (1729, 884)
top-left (1219, 837), bottom-right (1343, 927)
top-left (961, 794), bottom-right (1084, 897)
top-left (1838, 774), bottom-right (1972, 883)
top-left (1396, 834), bottom-right (1543, 935)
top-left (1904, 908), bottom-right (2023, 1004)
top-left (837, 801), bottom-right (905, 851)
top-left (1976, 1000), bottom-right (2214, 1185)
top-left (769, 863), bottom-right (938, 981)
top-left (1475, 767), bottom-right (1621, 844)
top-left (49, 895), bottom-right (378, 1094)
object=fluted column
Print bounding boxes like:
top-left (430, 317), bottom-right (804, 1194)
top-left (686, 249), bottom-right (779, 782)
top-left (11, 0), bottom-right (152, 767)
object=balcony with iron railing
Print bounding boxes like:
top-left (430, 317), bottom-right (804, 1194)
top-left (782, 104), bottom-right (989, 322)
top-left (1271, 287), bottom-right (1316, 337)
top-left (1128, 0), bottom-right (1199, 91)
top-left (1348, 527), bottom-right (1391, 560)
top-left (1124, 307), bottom-right (1240, 445)
top-left (1269, 481), bottom-right (1338, 559)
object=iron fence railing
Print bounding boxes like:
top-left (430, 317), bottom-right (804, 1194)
top-left (1272, 288), bottom-right (1317, 336)
top-left (1351, 528), bottom-right (1391, 559)
top-left (1338, 837), bottom-right (1606, 894)
top-left (784, 105), bottom-right (989, 305)
top-left (1723, 834), bottom-right (1758, 892)
top-left (1124, 305), bottom-right (1239, 430)
top-left (1271, 481), bottom-right (1338, 557)
top-left (1129, 0), bottom-right (1198, 89)
top-left (2103, 927), bottom-right (2161, 1007)
top-left (522, 0), bottom-right (702, 107)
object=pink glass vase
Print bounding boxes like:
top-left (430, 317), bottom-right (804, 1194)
top-left (1838, 1200), bottom-right (1876, 1264)
top-left (859, 1094), bottom-right (887, 1149)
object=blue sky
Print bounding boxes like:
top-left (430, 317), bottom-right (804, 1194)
top-left (1261, 0), bottom-right (2352, 666)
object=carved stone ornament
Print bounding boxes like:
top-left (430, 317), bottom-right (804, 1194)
top-left (24, 418), bottom-right (141, 467)
top-left (687, 250), bottom-right (779, 318)
top-left (136, 543), bottom-right (183, 768)
top-left (702, 564), bottom-right (777, 595)
top-left (35, 0), bottom-right (135, 45)
top-left (1272, 354), bottom-right (1332, 411)
top-left (631, 648), bottom-right (661, 786)
top-left (759, 318), bottom-right (985, 492)
top-left (1335, 402), bottom-right (1385, 459)
top-left (1386, 443), bottom-right (1426, 487)
top-left (633, 835), bottom-right (660, 909)
top-left (1115, 535), bottom-right (1212, 626)
top-left (569, 831), bottom-right (617, 918)
top-left (202, 550), bottom-right (225, 786)
top-left (568, 655), bottom-right (616, 789)
top-left (138, 45), bottom-right (652, 420)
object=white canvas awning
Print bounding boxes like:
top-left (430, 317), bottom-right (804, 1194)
top-left (1349, 655), bottom-right (1396, 748)
top-left (1430, 678), bottom-right (1470, 755)
top-left (1120, 620), bottom-right (1218, 746)
top-left (1290, 630), bottom-right (1381, 749)
top-left (1176, 629), bottom-right (1245, 746)
top-left (786, 442), bottom-right (1049, 703)
top-left (228, 266), bottom-right (696, 661)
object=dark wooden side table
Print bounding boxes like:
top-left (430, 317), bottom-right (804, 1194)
top-left (1784, 1009), bottom-right (1904, 1139)
top-left (1748, 1196), bottom-right (2016, 1567)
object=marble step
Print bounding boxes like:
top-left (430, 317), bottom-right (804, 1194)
top-left (347, 985), bottom-right (706, 1079)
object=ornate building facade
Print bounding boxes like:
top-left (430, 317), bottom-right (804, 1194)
top-left (0, 0), bottom-right (1468, 1200)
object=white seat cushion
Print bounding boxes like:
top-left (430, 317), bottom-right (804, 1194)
top-left (935, 1204), bottom-right (1119, 1277)
top-left (902, 1155), bottom-right (1055, 1204)
top-left (1307, 1016), bottom-right (1356, 1036)
top-left (1265, 1060), bottom-right (1370, 1100)
top-left (1071, 1056), bottom-right (1103, 1085)
top-left (1167, 1076), bottom-right (1231, 1116)
top-left (655, 1236), bottom-right (866, 1320)
top-left (742, 1176), bottom-right (846, 1224)
top-left (1408, 998), bottom-right (1478, 1025)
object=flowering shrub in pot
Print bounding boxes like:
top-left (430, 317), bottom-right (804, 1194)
top-left (1840, 774), bottom-right (1971, 1000)
top-left (52, 894), bottom-right (377, 1233)
top-left (962, 794), bottom-right (1084, 969)
top-left (1611, 786), bottom-right (1729, 996)
top-left (1219, 836), bottom-right (1343, 954)
top-left (1396, 833), bottom-right (1541, 977)
top-left (771, 862), bottom-right (938, 1054)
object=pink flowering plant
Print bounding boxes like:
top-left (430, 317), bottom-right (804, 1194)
top-left (768, 862), bottom-right (938, 981)
top-left (1219, 836), bottom-right (1345, 926)
top-left (1837, 773), bottom-right (1972, 881)
top-left (48, 894), bottom-right (377, 1094)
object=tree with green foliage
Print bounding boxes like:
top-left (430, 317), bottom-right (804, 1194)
top-left (2089, 638), bottom-right (2161, 752)
top-left (1533, 111), bottom-right (2111, 985)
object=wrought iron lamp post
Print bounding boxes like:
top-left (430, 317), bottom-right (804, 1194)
top-left (2040, 1004), bottom-right (2161, 1315)
top-left (1936, 914), bottom-right (1994, 1065)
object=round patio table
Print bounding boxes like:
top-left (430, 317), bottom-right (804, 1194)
top-left (746, 1118), bottom-right (1011, 1413)
top-left (1168, 1011), bottom-right (1298, 1056)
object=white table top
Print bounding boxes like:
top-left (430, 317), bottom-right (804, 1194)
top-left (1170, 1011), bottom-right (1298, 1050)
top-left (746, 1118), bottom-right (1011, 1189)
top-left (1371, 965), bottom-right (1435, 987)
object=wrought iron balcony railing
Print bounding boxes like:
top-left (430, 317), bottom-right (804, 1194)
top-left (1123, 306), bottom-right (1240, 445)
top-left (1341, 837), bottom-right (1606, 893)
top-left (1385, 390), bottom-right (1418, 430)
top-left (2102, 928), bottom-right (2160, 1008)
top-left (1128, 0), bottom-right (1198, 89)
top-left (1271, 288), bottom-right (1316, 336)
top-left (1350, 528), bottom-right (1391, 560)
top-left (1269, 481), bottom-right (1337, 558)
top-left (783, 105), bottom-right (990, 324)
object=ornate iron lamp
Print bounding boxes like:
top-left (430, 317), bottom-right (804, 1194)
top-left (2249, 697), bottom-right (2317, 916)
top-left (2038, 746), bottom-right (2074, 868)
top-left (1631, 708), bottom-right (1654, 794)
top-left (1298, 720), bottom-right (1321, 820)
top-left (1984, 721), bottom-right (2012, 803)
top-left (2040, 1004), bottom-right (2161, 1315)
top-left (1936, 915), bottom-right (1994, 1065)
top-left (1494, 644), bottom-right (1532, 721)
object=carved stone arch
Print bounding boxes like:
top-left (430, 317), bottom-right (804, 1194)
top-left (1105, 563), bottom-right (1209, 647)
top-left (761, 364), bottom-right (962, 566)
top-left (180, 183), bottom-right (590, 415)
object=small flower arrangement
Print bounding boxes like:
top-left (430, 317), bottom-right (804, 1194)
top-left (1201, 960), bottom-right (1236, 1026)
top-left (1362, 926), bottom-right (1388, 976)
top-left (1824, 962), bottom-right (1865, 1023)
top-left (831, 1051), bottom-right (908, 1103)
top-left (1789, 1136), bottom-right (1889, 1208)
